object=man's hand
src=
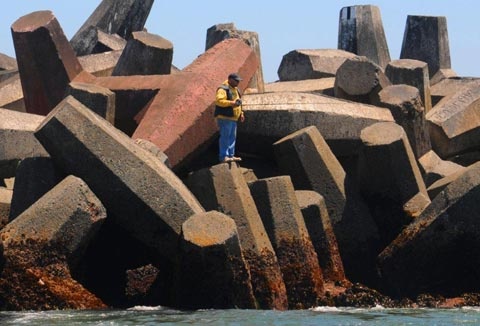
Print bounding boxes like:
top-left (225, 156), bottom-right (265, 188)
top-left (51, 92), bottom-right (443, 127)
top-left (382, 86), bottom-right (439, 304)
top-left (239, 112), bottom-right (245, 122)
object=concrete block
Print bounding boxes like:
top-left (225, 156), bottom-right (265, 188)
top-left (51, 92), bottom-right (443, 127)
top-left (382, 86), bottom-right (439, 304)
top-left (78, 50), bottom-right (123, 77)
top-left (66, 81), bottom-right (116, 124)
top-left (0, 187), bottom-right (12, 229)
top-left (334, 56), bottom-right (391, 104)
top-left (358, 122), bottom-right (431, 245)
top-left (34, 95), bottom-right (205, 261)
top-left (12, 11), bottom-right (88, 116)
top-left (71, 0), bottom-right (154, 56)
top-left (133, 38), bottom-right (259, 169)
top-left (0, 109), bottom-right (49, 175)
top-left (376, 84), bottom-right (432, 158)
top-left (295, 190), bottom-right (346, 283)
top-left (426, 80), bottom-right (480, 158)
top-left (0, 53), bottom-right (18, 71)
top-left (0, 175), bottom-right (107, 310)
top-left (264, 78), bottom-right (335, 95)
top-left (112, 31), bottom-right (173, 76)
top-left (0, 74), bottom-right (25, 112)
top-left (277, 49), bottom-right (355, 81)
top-left (9, 157), bottom-right (64, 221)
top-left (206, 23), bottom-right (265, 93)
top-left (185, 163), bottom-right (288, 310)
top-left (378, 161), bottom-right (480, 298)
top-left (400, 15), bottom-right (451, 78)
top-left (94, 30), bottom-right (127, 53)
top-left (385, 59), bottom-right (432, 113)
top-left (176, 211), bottom-right (256, 309)
top-left (249, 176), bottom-right (324, 309)
top-left (237, 91), bottom-right (394, 159)
top-left (338, 5), bottom-right (391, 69)
top-left (273, 125), bottom-right (381, 286)
top-left (419, 150), bottom-right (466, 187)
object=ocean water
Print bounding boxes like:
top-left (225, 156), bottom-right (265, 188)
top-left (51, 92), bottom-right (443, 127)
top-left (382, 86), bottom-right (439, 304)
top-left (1, 305), bottom-right (480, 326)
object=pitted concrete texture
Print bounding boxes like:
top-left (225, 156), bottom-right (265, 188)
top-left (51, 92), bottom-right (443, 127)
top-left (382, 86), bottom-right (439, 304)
top-left (376, 84), bottom-right (431, 158)
top-left (427, 79), bottom-right (480, 158)
top-left (0, 53), bottom-right (18, 71)
top-left (273, 126), bottom-right (380, 286)
top-left (338, 5), bottom-right (391, 69)
top-left (378, 161), bottom-right (480, 298)
top-left (0, 74), bottom-right (25, 111)
top-left (400, 15), bottom-right (451, 78)
top-left (34, 96), bottom-right (205, 261)
top-left (206, 23), bottom-right (265, 93)
top-left (249, 176), bottom-right (324, 309)
top-left (385, 59), bottom-right (432, 113)
top-left (12, 11), bottom-right (87, 116)
top-left (71, 0), bottom-right (154, 56)
top-left (8, 157), bottom-right (64, 222)
top-left (96, 30), bottom-right (127, 52)
top-left (66, 82), bottom-right (116, 124)
top-left (419, 150), bottom-right (466, 187)
top-left (186, 163), bottom-right (288, 310)
top-left (295, 190), bottom-right (346, 283)
top-left (265, 78), bottom-right (335, 94)
top-left (78, 50), bottom-right (123, 77)
top-left (133, 38), bottom-right (259, 169)
top-left (0, 108), bottom-right (49, 166)
top-left (237, 91), bottom-right (394, 158)
top-left (278, 49), bottom-right (356, 81)
top-left (1, 175), bottom-right (106, 257)
top-left (112, 31), bottom-right (173, 76)
top-left (358, 122), bottom-right (430, 244)
top-left (177, 211), bottom-right (256, 309)
top-left (334, 56), bottom-right (391, 104)
top-left (0, 176), bottom-right (107, 310)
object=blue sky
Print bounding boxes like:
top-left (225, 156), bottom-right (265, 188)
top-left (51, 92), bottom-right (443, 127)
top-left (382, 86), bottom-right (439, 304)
top-left (1, 1), bottom-right (479, 82)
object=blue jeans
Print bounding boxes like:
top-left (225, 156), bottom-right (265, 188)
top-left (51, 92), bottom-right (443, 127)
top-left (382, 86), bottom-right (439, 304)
top-left (217, 118), bottom-right (237, 161)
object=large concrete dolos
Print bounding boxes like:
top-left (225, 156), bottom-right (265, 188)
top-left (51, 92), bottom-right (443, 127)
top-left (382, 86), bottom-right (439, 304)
top-left (34, 96), bottom-right (205, 260)
top-left (3, 0), bottom-right (480, 312)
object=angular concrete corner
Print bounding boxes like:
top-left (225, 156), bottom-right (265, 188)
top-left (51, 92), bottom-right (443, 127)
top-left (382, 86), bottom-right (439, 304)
top-left (0, 109), bottom-right (49, 176)
top-left (66, 81), bottom-right (116, 124)
top-left (34, 95), bottom-right (205, 261)
top-left (0, 175), bottom-right (107, 310)
top-left (112, 31), bottom-right (173, 76)
top-left (176, 211), bottom-right (256, 309)
top-left (418, 150), bottom-right (466, 187)
top-left (334, 56), bottom-right (391, 104)
top-left (295, 190), bottom-right (346, 284)
top-left (338, 5), bottom-right (390, 68)
top-left (277, 49), bottom-right (355, 81)
top-left (273, 125), bottom-right (381, 285)
top-left (400, 15), bottom-right (451, 78)
top-left (385, 59), bottom-right (432, 113)
top-left (376, 84), bottom-right (431, 158)
top-left (377, 162), bottom-right (480, 298)
top-left (11, 11), bottom-right (86, 116)
top-left (358, 122), bottom-right (430, 244)
top-left (426, 80), bottom-right (480, 158)
top-left (8, 157), bottom-right (64, 221)
top-left (71, 0), bottom-right (155, 56)
top-left (186, 163), bottom-right (288, 310)
top-left (206, 23), bottom-right (265, 93)
top-left (249, 176), bottom-right (324, 309)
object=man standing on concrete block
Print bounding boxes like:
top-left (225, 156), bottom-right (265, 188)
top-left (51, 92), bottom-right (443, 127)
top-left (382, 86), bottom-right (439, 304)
top-left (214, 73), bottom-right (245, 163)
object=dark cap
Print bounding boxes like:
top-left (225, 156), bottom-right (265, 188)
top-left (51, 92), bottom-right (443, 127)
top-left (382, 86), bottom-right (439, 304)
top-left (228, 73), bottom-right (242, 81)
